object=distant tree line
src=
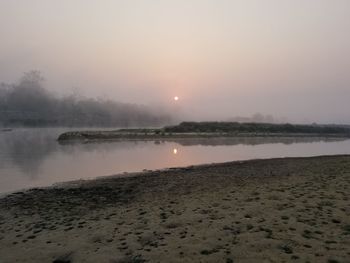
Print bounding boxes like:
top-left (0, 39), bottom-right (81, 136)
top-left (0, 71), bottom-right (172, 127)
top-left (164, 122), bottom-right (350, 134)
top-left (227, 113), bottom-right (287, 124)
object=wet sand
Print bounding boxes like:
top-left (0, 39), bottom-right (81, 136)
top-left (0, 155), bottom-right (350, 262)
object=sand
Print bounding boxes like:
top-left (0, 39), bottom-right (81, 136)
top-left (0, 155), bottom-right (350, 262)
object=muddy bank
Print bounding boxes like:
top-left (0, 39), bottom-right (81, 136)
top-left (0, 155), bottom-right (350, 262)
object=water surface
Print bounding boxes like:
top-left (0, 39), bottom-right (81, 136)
top-left (1, 128), bottom-right (350, 193)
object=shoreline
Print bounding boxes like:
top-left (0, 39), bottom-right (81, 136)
top-left (1, 155), bottom-right (350, 262)
top-left (52, 154), bottom-right (350, 188)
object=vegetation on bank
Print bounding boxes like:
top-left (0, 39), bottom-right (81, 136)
top-left (57, 121), bottom-right (350, 141)
top-left (163, 122), bottom-right (350, 134)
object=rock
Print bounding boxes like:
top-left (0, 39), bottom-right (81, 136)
top-left (53, 252), bottom-right (73, 263)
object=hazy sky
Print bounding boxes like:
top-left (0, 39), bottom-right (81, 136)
top-left (1, 0), bottom-right (350, 123)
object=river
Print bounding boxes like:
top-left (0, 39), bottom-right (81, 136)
top-left (1, 128), bottom-right (350, 193)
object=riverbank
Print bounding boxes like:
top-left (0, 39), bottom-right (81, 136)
top-left (1, 155), bottom-right (350, 262)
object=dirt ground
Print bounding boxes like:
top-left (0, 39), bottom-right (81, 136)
top-left (1, 155), bottom-right (349, 263)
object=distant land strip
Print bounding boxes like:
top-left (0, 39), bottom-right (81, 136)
top-left (57, 122), bottom-right (350, 141)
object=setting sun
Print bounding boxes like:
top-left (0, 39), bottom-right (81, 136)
top-left (174, 96), bottom-right (179, 101)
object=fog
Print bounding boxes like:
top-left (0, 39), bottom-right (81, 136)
top-left (1, 0), bottom-right (350, 124)
top-left (0, 71), bottom-right (172, 127)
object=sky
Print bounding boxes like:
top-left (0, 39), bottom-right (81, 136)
top-left (0, 0), bottom-right (350, 123)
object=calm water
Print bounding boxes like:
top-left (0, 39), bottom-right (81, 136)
top-left (1, 128), bottom-right (350, 194)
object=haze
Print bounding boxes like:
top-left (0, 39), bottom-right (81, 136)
top-left (1, 0), bottom-right (350, 124)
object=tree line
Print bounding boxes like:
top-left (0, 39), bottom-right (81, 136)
top-left (164, 122), bottom-right (350, 134)
top-left (0, 71), bottom-right (172, 127)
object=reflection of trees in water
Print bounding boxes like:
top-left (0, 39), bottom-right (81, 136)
top-left (158, 137), bottom-right (346, 146)
top-left (61, 139), bottom-right (152, 153)
top-left (0, 129), bottom-right (158, 178)
top-left (0, 129), bottom-right (59, 178)
top-left (71, 136), bottom-right (345, 147)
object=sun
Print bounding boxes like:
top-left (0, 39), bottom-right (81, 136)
top-left (174, 96), bottom-right (179, 101)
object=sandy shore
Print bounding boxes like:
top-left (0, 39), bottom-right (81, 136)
top-left (0, 155), bottom-right (350, 262)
